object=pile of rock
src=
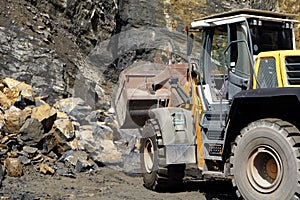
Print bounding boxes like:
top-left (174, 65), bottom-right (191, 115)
top-left (0, 77), bottom-right (140, 185)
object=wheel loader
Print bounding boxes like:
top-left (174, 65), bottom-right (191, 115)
top-left (113, 9), bottom-right (300, 200)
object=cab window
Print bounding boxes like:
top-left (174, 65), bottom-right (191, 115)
top-left (257, 57), bottom-right (278, 88)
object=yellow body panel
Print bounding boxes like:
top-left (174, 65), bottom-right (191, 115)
top-left (279, 50), bottom-right (300, 87)
top-left (253, 50), bottom-right (300, 89)
top-left (191, 82), bottom-right (205, 169)
top-left (182, 69), bottom-right (205, 169)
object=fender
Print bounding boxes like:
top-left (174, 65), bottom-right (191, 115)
top-left (149, 107), bottom-right (196, 164)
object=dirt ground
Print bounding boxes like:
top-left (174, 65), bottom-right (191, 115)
top-left (0, 165), bottom-right (238, 200)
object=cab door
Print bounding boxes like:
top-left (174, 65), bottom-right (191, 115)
top-left (227, 22), bottom-right (253, 99)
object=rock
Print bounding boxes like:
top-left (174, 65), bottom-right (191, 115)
top-left (116, 136), bottom-right (141, 174)
top-left (54, 98), bottom-right (84, 113)
top-left (27, 0), bottom-right (117, 54)
top-left (53, 119), bottom-right (75, 141)
top-left (52, 119), bottom-right (76, 155)
top-left (3, 88), bottom-right (19, 106)
top-left (53, 137), bottom-right (71, 156)
top-left (39, 163), bottom-right (55, 175)
top-left (118, 0), bottom-right (165, 30)
top-left (0, 91), bottom-right (12, 110)
top-left (19, 118), bottom-right (44, 146)
top-left (20, 107), bottom-right (32, 122)
top-left (2, 106), bottom-right (24, 134)
top-left (107, 119), bottom-right (121, 140)
top-left (68, 137), bottom-right (79, 150)
top-left (92, 122), bottom-right (114, 140)
top-left (22, 146), bottom-right (38, 154)
top-left (3, 106), bottom-right (33, 135)
top-left (72, 121), bottom-right (81, 130)
top-left (42, 153), bottom-right (58, 163)
top-left (31, 154), bottom-right (44, 164)
top-left (0, 24), bottom-right (70, 105)
top-left (85, 110), bottom-right (102, 123)
top-left (39, 132), bottom-right (57, 154)
top-left (1, 135), bottom-right (17, 147)
top-left (4, 157), bottom-right (23, 177)
top-left (56, 111), bottom-right (69, 119)
top-left (2, 80), bottom-right (35, 107)
top-left (31, 103), bottom-right (57, 132)
top-left (90, 139), bottom-right (122, 165)
top-left (19, 156), bottom-right (31, 165)
top-left (75, 123), bottom-right (123, 167)
top-left (54, 98), bottom-right (92, 125)
top-left (124, 136), bottom-right (139, 155)
top-left (119, 128), bottom-right (142, 142)
top-left (76, 125), bottom-right (94, 142)
top-left (14, 82), bottom-right (35, 104)
top-left (60, 150), bottom-right (94, 172)
top-left (55, 162), bottom-right (77, 178)
top-left (34, 96), bottom-right (48, 106)
top-left (2, 78), bottom-right (21, 89)
top-left (72, 76), bottom-right (99, 110)
top-left (75, 126), bottom-right (96, 153)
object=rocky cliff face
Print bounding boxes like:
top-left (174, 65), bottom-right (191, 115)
top-left (0, 0), bottom-right (117, 108)
top-left (0, 0), bottom-right (300, 109)
top-left (278, 0), bottom-right (300, 45)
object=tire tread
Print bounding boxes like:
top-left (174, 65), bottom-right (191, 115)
top-left (141, 119), bottom-right (185, 191)
top-left (230, 118), bottom-right (300, 200)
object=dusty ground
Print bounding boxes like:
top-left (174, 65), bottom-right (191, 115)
top-left (0, 165), bottom-right (238, 200)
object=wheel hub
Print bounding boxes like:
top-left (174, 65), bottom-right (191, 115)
top-left (247, 145), bottom-right (283, 193)
top-left (144, 138), bottom-right (154, 173)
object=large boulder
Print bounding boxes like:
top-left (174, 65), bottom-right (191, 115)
top-left (89, 139), bottom-right (122, 166)
top-left (2, 78), bottom-right (21, 89)
top-left (53, 98), bottom-right (92, 125)
top-left (75, 125), bottom-right (98, 153)
top-left (2, 106), bottom-right (30, 134)
top-left (59, 150), bottom-right (94, 172)
top-left (4, 157), bottom-right (23, 177)
top-left (53, 119), bottom-right (75, 141)
top-left (31, 103), bottom-right (57, 132)
top-left (2, 78), bottom-right (35, 108)
top-left (14, 82), bottom-right (35, 103)
top-left (92, 122), bottom-right (114, 141)
top-left (19, 118), bottom-right (44, 146)
top-left (52, 118), bottom-right (76, 155)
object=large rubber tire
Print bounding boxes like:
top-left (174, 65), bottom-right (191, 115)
top-left (140, 119), bottom-right (185, 191)
top-left (230, 118), bottom-right (300, 200)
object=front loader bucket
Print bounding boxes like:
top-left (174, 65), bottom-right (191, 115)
top-left (112, 61), bottom-right (187, 129)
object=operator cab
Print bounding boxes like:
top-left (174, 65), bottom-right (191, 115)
top-left (190, 9), bottom-right (298, 101)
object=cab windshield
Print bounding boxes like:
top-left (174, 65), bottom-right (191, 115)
top-left (249, 20), bottom-right (293, 55)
